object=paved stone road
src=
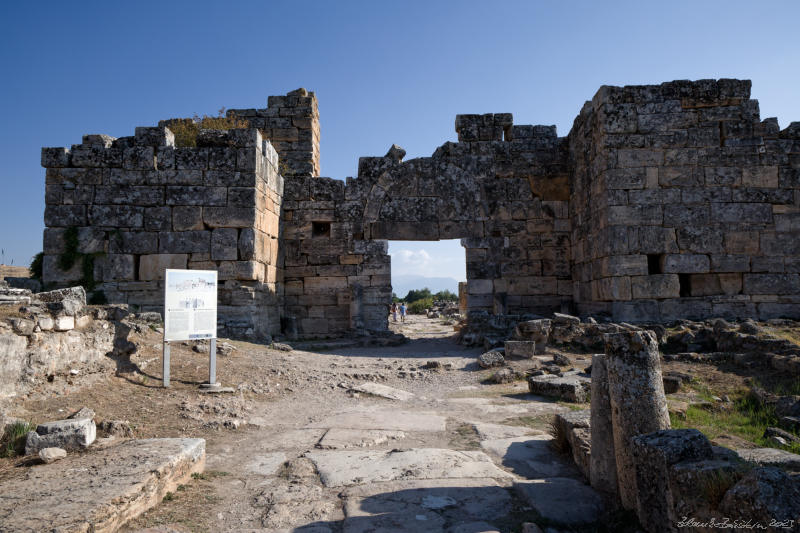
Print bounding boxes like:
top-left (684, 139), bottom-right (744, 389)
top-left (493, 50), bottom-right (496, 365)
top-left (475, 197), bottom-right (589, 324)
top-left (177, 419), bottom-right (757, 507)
top-left (186, 316), bottom-right (606, 532)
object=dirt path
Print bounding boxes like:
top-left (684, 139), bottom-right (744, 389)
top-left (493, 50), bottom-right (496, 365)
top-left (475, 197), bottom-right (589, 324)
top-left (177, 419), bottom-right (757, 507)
top-left (113, 315), bottom-right (601, 532)
top-left (1, 315), bottom-right (600, 532)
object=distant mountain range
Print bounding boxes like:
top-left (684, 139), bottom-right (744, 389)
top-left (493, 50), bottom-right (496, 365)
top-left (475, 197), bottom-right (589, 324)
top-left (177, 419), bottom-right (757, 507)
top-left (391, 274), bottom-right (461, 299)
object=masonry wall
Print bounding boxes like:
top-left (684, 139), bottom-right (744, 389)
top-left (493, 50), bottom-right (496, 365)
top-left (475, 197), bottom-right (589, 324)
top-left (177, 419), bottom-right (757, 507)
top-left (39, 79), bottom-right (800, 340)
top-left (283, 113), bottom-right (572, 335)
top-left (281, 176), bottom-right (391, 335)
top-left (41, 127), bottom-right (283, 339)
top-left (228, 88), bottom-right (320, 177)
top-left (569, 79), bottom-right (800, 321)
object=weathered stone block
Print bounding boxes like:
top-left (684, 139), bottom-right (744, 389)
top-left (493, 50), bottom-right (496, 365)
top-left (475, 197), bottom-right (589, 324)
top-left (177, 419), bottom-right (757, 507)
top-left (218, 261), bottom-right (263, 281)
top-left (658, 166), bottom-right (702, 187)
top-left (630, 429), bottom-right (713, 532)
top-left (662, 254), bottom-right (709, 273)
top-left (166, 186), bottom-right (226, 206)
top-left (663, 204), bottom-right (708, 226)
top-left (593, 276), bottom-right (632, 301)
top-left (504, 340), bottom-right (536, 359)
top-left (157, 231), bottom-right (210, 254)
top-left (41, 147), bottom-right (70, 168)
top-left (238, 227), bottom-right (256, 261)
top-left (711, 202), bottom-right (773, 224)
top-left (742, 166), bottom-right (778, 187)
top-left (676, 226), bottom-right (724, 254)
top-left (211, 228), bottom-right (238, 261)
top-left (629, 226), bottom-right (678, 254)
top-left (467, 279), bottom-right (493, 295)
top-left (138, 254), bottom-right (189, 280)
top-left (172, 206), bottom-right (204, 231)
top-left (204, 207), bottom-right (256, 228)
top-left (134, 126), bottom-right (175, 147)
top-left (123, 146), bottom-right (156, 170)
top-left (25, 418), bottom-right (96, 454)
top-left (630, 274), bottom-right (680, 299)
top-left (44, 206), bottom-right (87, 227)
top-left (743, 273), bottom-right (800, 295)
top-left (175, 147), bottom-right (208, 170)
top-left (89, 206), bottom-right (143, 228)
top-left (528, 373), bottom-right (590, 402)
top-left (98, 254), bottom-right (135, 282)
top-left (42, 255), bottom-right (83, 283)
top-left (597, 255), bottom-right (648, 277)
top-left (54, 316), bottom-right (75, 331)
top-left (724, 231), bottom-right (759, 254)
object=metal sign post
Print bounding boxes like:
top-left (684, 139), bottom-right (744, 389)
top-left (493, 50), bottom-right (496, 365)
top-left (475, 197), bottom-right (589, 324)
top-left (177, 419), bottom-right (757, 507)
top-left (162, 340), bottom-right (171, 387)
top-left (208, 338), bottom-right (216, 385)
top-left (162, 269), bottom-right (219, 389)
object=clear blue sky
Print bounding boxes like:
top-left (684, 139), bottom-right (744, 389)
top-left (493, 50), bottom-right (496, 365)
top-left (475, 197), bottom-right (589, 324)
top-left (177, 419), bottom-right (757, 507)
top-left (1, 0), bottom-right (798, 276)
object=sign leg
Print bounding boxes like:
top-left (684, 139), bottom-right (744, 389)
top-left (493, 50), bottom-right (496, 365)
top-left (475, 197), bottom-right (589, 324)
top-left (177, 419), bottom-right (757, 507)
top-left (209, 338), bottom-right (217, 385)
top-left (163, 341), bottom-right (170, 388)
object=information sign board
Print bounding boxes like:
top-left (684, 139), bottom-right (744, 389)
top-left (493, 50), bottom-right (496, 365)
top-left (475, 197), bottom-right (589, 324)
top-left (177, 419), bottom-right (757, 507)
top-left (163, 269), bottom-right (218, 342)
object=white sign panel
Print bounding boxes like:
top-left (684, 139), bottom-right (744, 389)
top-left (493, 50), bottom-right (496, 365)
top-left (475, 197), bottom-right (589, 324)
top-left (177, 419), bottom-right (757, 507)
top-left (164, 269), bottom-right (218, 342)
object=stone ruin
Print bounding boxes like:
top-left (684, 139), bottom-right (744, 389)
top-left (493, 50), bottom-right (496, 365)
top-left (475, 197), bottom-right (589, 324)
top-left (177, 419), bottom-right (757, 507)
top-left (39, 79), bottom-right (800, 339)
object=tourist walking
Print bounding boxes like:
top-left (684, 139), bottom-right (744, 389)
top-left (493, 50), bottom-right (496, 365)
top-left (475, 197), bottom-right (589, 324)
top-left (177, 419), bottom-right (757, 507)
top-left (399, 302), bottom-right (407, 322)
top-left (391, 302), bottom-right (398, 322)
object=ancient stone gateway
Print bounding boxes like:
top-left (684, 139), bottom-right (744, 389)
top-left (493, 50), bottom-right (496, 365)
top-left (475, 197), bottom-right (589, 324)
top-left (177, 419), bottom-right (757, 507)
top-left (40, 80), bottom-right (800, 338)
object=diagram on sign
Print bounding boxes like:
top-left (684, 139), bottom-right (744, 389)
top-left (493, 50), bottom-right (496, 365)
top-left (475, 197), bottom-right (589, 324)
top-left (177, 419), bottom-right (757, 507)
top-left (164, 270), bottom-right (218, 341)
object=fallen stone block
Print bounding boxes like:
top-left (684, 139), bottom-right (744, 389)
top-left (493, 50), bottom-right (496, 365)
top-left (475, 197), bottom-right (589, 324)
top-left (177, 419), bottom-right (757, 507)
top-left (25, 417), bottom-right (96, 454)
top-left (1, 438), bottom-right (205, 532)
top-left (527, 373), bottom-right (590, 402)
top-left (36, 286), bottom-right (87, 306)
top-left (513, 319), bottom-right (550, 352)
top-left (718, 466), bottom-right (800, 527)
top-left (736, 447), bottom-right (800, 469)
top-left (478, 349), bottom-right (505, 368)
top-left (39, 447), bottom-right (67, 464)
top-left (351, 382), bottom-right (414, 401)
top-left (504, 340), bottom-right (536, 359)
top-left (630, 429), bottom-right (714, 532)
top-left (554, 409), bottom-right (591, 480)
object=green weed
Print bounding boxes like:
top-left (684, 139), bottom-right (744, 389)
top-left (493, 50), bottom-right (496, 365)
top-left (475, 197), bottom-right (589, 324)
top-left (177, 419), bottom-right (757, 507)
top-left (1, 420), bottom-right (36, 457)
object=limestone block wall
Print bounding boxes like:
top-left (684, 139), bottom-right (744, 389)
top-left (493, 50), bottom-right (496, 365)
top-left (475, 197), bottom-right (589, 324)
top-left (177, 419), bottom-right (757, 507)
top-left (350, 116), bottom-right (572, 318)
top-left (228, 88), bottom-right (320, 177)
top-left (282, 114), bottom-right (573, 336)
top-left (570, 79), bottom-right (800, 321)
top-left (41, 127), bottom-right (283, 339)
top-left (282, 176), bottom-right (391, 335)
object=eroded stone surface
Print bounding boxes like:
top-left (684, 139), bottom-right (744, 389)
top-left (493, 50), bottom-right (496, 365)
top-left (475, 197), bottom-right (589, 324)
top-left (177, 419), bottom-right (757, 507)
top-left (340, 479), bottom-right (511, 533)
top-left (514, 477), bottom-right (604, 525)
top-left (0, 438), bottom-right (205, 533)
top-left (350, 382), bottom-right (414, 401)
top-left (305, 408), bottom-right (446, 432)
top-left (306, 448), bottom-right (513, 487)
top-left (480, 436), bottom-right (578, 479)
top-left (316, 428), bottom-right (406, 449)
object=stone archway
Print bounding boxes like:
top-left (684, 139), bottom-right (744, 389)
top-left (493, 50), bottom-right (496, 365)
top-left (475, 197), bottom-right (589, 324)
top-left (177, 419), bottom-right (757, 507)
top-left (280, 116), bottom-right (572, 335)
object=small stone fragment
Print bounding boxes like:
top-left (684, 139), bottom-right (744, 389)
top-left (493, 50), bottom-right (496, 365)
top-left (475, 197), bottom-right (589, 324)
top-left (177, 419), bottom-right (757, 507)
top-left (39, 447), bottom-right (67, 464)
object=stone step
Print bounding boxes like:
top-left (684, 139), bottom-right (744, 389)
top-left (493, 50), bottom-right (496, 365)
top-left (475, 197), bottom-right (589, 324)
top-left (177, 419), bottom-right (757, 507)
top-left (0, 438), bottom-right (205, 532)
